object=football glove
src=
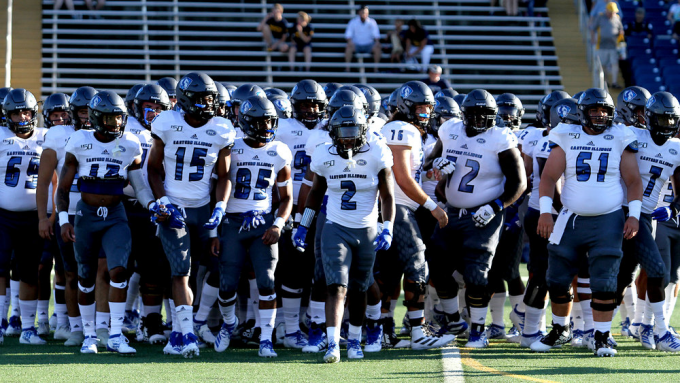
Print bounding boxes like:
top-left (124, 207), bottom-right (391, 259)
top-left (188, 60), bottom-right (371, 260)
top-left (204, 206), bottom-right (225, 230)
top-left (292, 226), bottom-right (308, 252)
top-left (652, 206), bottom-right (673, 222)
top-left (472, 204), bottom-right (496, 228)
top-left (373, 228), bottom-right (393, 252)
top-left (239, 210), bottom-right (265, 232)
top-left (433, 157), bottom-right (456, 175)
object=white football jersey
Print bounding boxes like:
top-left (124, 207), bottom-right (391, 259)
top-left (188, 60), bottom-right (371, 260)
top-left (310, 141), bottom-right (393, 229)
top-left (422, 133), bottom-right (439, 200)
top-left (381, 120), bottom-right (424, 211)
top-left (368, 116), bottom-right (386, 135)
top-left (627, 128), bottom-right (680, 214)
top-left (65, 130), bottom-right (141, 197)
top-left (226, 138), bottom-right (292, 214)
top-left (438, 120), bottom-right (517, 208)
top-left (0, 127), bottom-right (47, 211)
top-left (151, 110), bottom-right (236, 208)
top-left (517, 125), bottom-right (541, 150)
top-left (657, 180), bottom-right (675, 208)
top-left (276, 118), bottom-right (319, 203)
top-left (123, 118), bottom-right (153, 198)
top-left (549, 123), bottom-right (637, 216)
top-left (43, 124), bottom-right (80, 214)
top-left (520, 126), bottom-right (546, 159)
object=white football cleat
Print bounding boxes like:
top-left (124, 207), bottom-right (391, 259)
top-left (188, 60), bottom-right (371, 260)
top-left (20, 327), bottom-right (47, 345)
top-left (182, 333), bottom-right (200, 359)
top-left (364, 322), bottom-right (383, 352)
top-left (283, 330), bottom-right (308, 349)
top-left (324, 340), bottom-right (340, 363)
top-left (96, 328), bottom-right (110, 348)
top-left (54, 325), bottom-right (71, 340)
top-left (411, 333), bottom-right (455, 350)
top-left (37, 321), bottom-right (50, 336)
top-left (302, 324), bottom-right (328, 353)
top-left (163, 331), bottom-right (183, 355)
top-left (214, 319), bottom-right (239, 352)
top-left (258, 339), bottom-right (278, 358)
top-left (107, 334), bottom-right (136, 355)
top-left (80, 335), bottom-right (99, 354)
top-left (195, 321), bottom-right (216, 345)
top-left (347, 338), bottom-right (364, 359)
top-left (657, 331), bottom-right (680, 352)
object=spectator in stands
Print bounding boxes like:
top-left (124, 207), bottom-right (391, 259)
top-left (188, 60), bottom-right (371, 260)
top-left (668, 0), bottom-right (680, 24)
top-left (385, 19), bottom-right (406, 64)
top-left (85, 0), bottom-right (105, 12)
top-left (344, 5), bottom-right (382, 72)
top-left (404, 19), bottom-right (435, 73)
top-left (591, 2), bottom-right (625, 88)
top-left (54, 0), bottom-right (77, 18)
top-left (625, 7), bottom-right (652, 39)
top-left (288, 12), bottom-right (314, 72)
top-left (257, 3), bottom-right (289, 53)
top-left (589, 0), bottom-right (622, 24)
top-left (421, 65), bottom-right (452, 93)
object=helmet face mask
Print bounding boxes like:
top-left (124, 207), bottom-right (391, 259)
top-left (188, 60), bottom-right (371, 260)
top-left (176, 72), bottom-right (219, 123)
top-left (43, 93), bottom-right (72, 128)
top-left (239, 97), bottom-right (279, 144)
top-left (586, 105), bottom-right (614, 133)
top-left (396, 81), bottom-right (435, 132)
top-left (70, 86), bottom-right (97, 130)
top-left (134, 84), bottom-right (170, 129)
top-left (89, 91), bottom-right (128, 141)
top-left (497, 106), bottom-right (521, 129)
top-left (4, 89), bottom-right (39, 134)
top-left (290, 80), bottom-right (327, 129)
top-left (578, 88), bottom-right (615, 134)
top-left (461, 89), bottom-right (497, 133)
top-left (329, 106), bottom-right (367, 159)
top-left (646, 92), bottom-right (680, 142)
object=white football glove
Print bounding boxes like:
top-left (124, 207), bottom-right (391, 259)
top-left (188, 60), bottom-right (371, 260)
top-left (472, 204), bottom-right (496, 228)
top-left (433, 157), bottom-right (456, 175)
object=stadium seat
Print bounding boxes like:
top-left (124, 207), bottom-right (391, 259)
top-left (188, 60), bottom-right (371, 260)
top-left (659, 57), bottom-right (680, 68)
top-left (664, 74), bottom-right (680, 88)
top-left (626, 36), bottom-right (651, 49)
top-left (654, 38), bottom-right (679, 49)
top-left (655, 48), bottom-right (679, 59)
top-left (627, 47), bottom-right (654, 60)
top-left (631, 55), bottom-right (657, 67)
top-left (633, 64), bottom-right (661, 79)
top-left (649, 20), bottom-right (673, 35)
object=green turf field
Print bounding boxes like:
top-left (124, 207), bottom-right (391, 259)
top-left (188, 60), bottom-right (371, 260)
top-left (2, 273), bottom-right (680, 382)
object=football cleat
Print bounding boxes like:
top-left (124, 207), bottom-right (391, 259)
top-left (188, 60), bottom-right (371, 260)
top-left (400, 314), bottom-right (411, 336)
top-left (163, 331), bottom-right (183, 355)
top-left (214, 319), bottom-right (239, 352)
top-left (594, 330), bottom-right (617, 357)
top-left (629, 322), bottom-right (641, 340)
top-left (507, 325), bottom-right (521, 338)
top-left (347, 338), bottom-right (364, 359)
top-left (656, 331), bottom-right (680, 352)
top-left (182, 333), bottom-right (200, 358)
top-left (5, 316), bottom-right (21, 337)
top-left (194, 320), bottom-right (216, 345)
top-left (136, 318), bottom-right (148, 343)
top-left (669, 326), bottom-right (679, 338)
top-left (274, 322), bottom-right (285, 345)
top-left (412, 332), bottom-right (455, 350)
top-left (570, 329), bottom-right (584, 347)
top-left (283, 330), bottom-right (308, 349)
top-left (20, 327), bottom-right (46, 345)
top-left (145, 313), bottom-right (167, 344)
top-left (302, 323), bottom-right (328, 353)
top-left (122, 310), bottom-right (140, 333)
top-left (442, 318), bottom-right (469, 337)
top-left (364, 321), bottom-right (383, 352)
top-left (519, 331), bottom-right (543, 348)
top-left (486, 324), bottom-right (506, 340)
top-left (608, 333), bottom-right (618, 347)
top-left (65, 330), bottom-right (85, 346)
top-left (620, 317), bottom-right (631, 337)
top-left (584, 329), bottom-right (595, 351)
top-left (258, 339), bottom-right (278, 358)
top-left (54, 325), bottom-right (71, 340)
top-left (80, 335), bottom-right (98, 354)
top-left (107, 334), bottom-right (136, 355)
top-left (49, 313), bottom-right (57, 331)
top-left (96, 328), bottom-right (110, 348)
top-left (324, 340), bottom-right (340, 363)
top-left (465, 329), bottom-right (489, 348)
top-left (530, 323), bottom-right (571, 352)
top-left (37, 321), bottom-right (50, 336)
top-left (509, 306), bottom-right (525, 332)
top-left (640, 324), bottom-right (656, 350)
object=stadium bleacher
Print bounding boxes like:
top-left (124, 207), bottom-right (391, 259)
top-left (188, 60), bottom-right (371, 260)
top-left (42, 0), bottom-right (563, 124)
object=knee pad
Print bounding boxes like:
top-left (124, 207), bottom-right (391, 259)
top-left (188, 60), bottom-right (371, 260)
top-left (218, 292), bottom-right (237, 306)
top-left (110, 280), bottom-right (128, 289)
top-left (547, 285), bottom-right (573, 304)
top-left (592, 291), bottom-right (616, 301)
top-left (465, 284), bottom-right (491, 308)
top-left (523, 278), bottom-right (549, 309)
top-left (281, 284), bottom-right (304, 298)
top-left (78, 281), bottom-right (95, 294)
top-left (591, 300), bottom-right (617, 311)
top-left (403, 281), bottom-right (426, 309)
top-left (259, 291), bottom-right (276, 302)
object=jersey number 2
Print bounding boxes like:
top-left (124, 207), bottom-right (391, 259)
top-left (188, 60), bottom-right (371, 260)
top-left (340, 180), bottom-right (357, 210)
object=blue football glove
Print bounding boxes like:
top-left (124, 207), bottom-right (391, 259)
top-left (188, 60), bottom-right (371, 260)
top-left (504, 213), bottom-right (521, 234)
top-left (292, 226), bottom-right (308, 252)
top-left (165, 204), bottom-right (186, 229)
top-left (239, 210), bottom-right (265, 232)
top-left (652, 206), bottom-right (673, 222)
top-left (373, 228), bottom-right (393, 252)
top-left (204, 206), bottom-right (225, 230)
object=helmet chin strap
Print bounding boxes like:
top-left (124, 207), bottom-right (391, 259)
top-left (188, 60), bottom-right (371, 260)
top-left (346, 148), bottom-right (356, 169)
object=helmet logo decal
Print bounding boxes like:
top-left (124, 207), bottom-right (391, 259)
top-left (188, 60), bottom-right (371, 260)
top-left (240, 100), bottom-right (252, 114)
top-left (360, 88), bottom-right (369, 96)
top-left (646, 96), bottom-right (656, 109)
top-left (623, 89), bottom-right (637, 102)
top-left (557, 105), bottom-right (571, 118)
top-left (91, 95), bottom-right (102, 108)
top-left (578, 92), bottom-right (586, 104)
top-left (401, 86), bottom-right (413, 98)
top-left (178, 77), bottom-right (193, 91)
top-left (435, 99), bottom-right (441, 108)
top-left (274, 99), bottom-right (291, 112)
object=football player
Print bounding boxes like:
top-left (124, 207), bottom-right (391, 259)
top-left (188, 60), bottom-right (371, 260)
top-left (229, 84), bottom-right (265, 130)
top-left (0, 89), bottom-right (48, 346)
top-left (354, 84), bottom-right (385, 132)
top-left (148, 72), bottom-right (236, 358)
top-left (213, 97), bottom-right (292, 358)
top-left (294, 106), bottom-right (395, 363)
top-left (429, 89), bottom-right (526, 348)
top-left (156, 77), bottom-right (178, 109)
top-left (535, 88), bottom-right (642, 356)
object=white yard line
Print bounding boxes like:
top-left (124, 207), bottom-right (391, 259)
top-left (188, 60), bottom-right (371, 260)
top-left (442, 345), bottom-right (465, 383)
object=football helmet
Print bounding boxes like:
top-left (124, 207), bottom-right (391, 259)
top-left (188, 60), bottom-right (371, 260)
top-left (327, 90), bottom-right (364, 121)
top-left (89, 90), bottom-right (128, 140)
top-left (3, 88), bottom-right (39, 134)
top-left (42, 92), bottom-right (72, 128)
top-left (329, 105), bottom-right (368, 159)
top-left (125, 84), bottom-right (146, 119)
top-left (496, 93), bottom-right (525, 130)
top-left (70, 86), bottom-right (97, 130)
top-left (134, 84), bottom-right (170, 129)
top-left (645, 92), bottom-right (680, 143)
top-left (337, 85), bottom-right (369, 117)
top-left (577, 88), bottom-right (615, 133)
top-left (430, 96), bottom-right (460, 134)
top-left (386, 89), bottom-right (399, 116)
top-left (215, 82), bottom-right (231, 119)
top-left (354, 84), bottom-right (382, 118)
top-left (222, 83), bottom-right (237, 98)
top-left (323, 82), bottom-right (343, 100)
top-left (239, 96), bottom-right (279, 144)
top-left (435, 89), bottom-right (459, 99)
top-left (230, 83), bottom-right (265, 125)
top-left (176, 72), bottom-right (219, 123)
top-left (396, 81), bottom-right (435, 131)
top-left (453, 93), bottom-right (467, 107)
top-left (290, 79), bottom-right (327, 129)
top-left (549, 97), bottom-right (579, 129)
top-left (0, 87), bottom-right (13, 127)
top-left (461, 89), bottom-right (498, 133)
top-left (264, 88), bottom-right (288, 99)
top-left (267, 94), bottom-right (292, 119)
top-left (616, 86), bottom-right (651, 128)
top-left (156, 77), bottom-right (177, 99)
top-left (539, 90), bottom-right (570, 128)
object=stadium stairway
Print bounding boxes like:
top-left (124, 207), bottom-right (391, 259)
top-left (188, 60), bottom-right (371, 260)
top-left (1, 0), bottom-right (42, 97)
top-left (40, 0), bottom-right (567, 124)
top-left (548, 0), bottom-right (592, 95)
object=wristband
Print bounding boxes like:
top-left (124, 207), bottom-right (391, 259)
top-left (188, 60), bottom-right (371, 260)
top-left (294, 212), bottom-right (302, 223)
top-left (215, 201), bottom-right (226, 211)
top-left (300, 207), bottom-right (316, 228)
top-left (423, 198), bottom-right (437, 211)
top-left (539, 196), bottom-right (553, 215)
top-left (301, 178), bottom-right (313, 187)
top-left (208, 228), bottom-right (217, 238)
top-left (58, 211), bottom-right (70, 227)
top-left (277, 179), bottom-right (291, 187)
top-left (382, 220), bottom-right (393, 233)
top-left (159, 196), bottom-right (171, 206)
top-left (273, 217), bottom-right (285, 230)
top-left (628, 200), bottom-right (642, 220)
